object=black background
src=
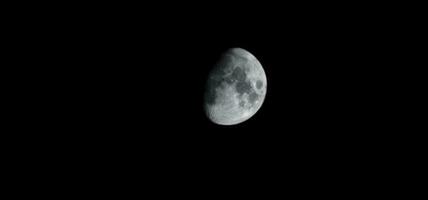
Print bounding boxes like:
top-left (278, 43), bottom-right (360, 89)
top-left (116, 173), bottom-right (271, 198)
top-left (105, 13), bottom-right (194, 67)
top-left (16, 2), bottom-right (420, 195)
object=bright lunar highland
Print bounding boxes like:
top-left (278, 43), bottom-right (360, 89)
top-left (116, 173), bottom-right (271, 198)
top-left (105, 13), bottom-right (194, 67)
top-left (204, 48), bottom-right (267, 125)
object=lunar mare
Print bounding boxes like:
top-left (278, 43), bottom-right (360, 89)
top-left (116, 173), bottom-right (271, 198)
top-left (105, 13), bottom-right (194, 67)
top-left (204, 48), bottom-right (267, 125)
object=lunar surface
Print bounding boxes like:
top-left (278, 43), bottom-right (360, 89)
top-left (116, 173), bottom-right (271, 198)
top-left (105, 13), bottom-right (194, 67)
top-left (204, 48), bottom-right (267, 125)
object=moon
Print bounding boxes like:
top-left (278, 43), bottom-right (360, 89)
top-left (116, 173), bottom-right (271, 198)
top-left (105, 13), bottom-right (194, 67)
top-left (204, 48), bottom-right (267, 125)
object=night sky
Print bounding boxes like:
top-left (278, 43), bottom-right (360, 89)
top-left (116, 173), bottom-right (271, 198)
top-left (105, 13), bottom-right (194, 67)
top-left (39, 3), bottom-right (414, 193)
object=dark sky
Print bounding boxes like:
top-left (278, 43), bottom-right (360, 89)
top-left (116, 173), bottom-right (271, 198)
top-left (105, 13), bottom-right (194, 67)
top-left (40, 3), bottom-right (416, 192)
top-left (86, 13), bottom-right (395, 133)
top-left (74, 13), bottom-right (393, 164)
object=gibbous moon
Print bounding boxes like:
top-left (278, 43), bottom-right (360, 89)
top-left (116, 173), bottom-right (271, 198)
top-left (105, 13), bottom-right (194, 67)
top-left (204, 48), bottom-right (267, 125)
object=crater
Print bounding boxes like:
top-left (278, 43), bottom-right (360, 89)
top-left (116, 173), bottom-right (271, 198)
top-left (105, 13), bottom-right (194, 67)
top-left (239, 100), bottom-right (246, 107)
top-left (248, 92), bottom-right (259, 104)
